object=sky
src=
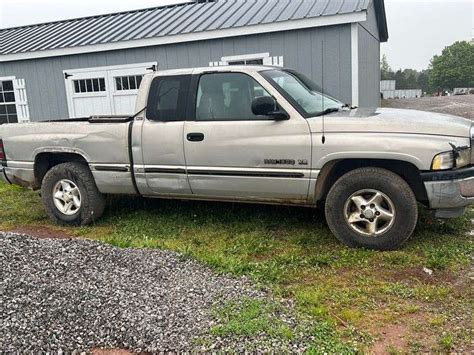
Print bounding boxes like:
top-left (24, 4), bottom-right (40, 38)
top-left (0, 0), bottom-right (473, 71)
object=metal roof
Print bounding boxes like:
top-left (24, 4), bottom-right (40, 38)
top-left (0, 0), bottom-right (388, 56)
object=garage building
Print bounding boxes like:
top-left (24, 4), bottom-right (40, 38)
top-left (0, 0), bottom-right (388, 123)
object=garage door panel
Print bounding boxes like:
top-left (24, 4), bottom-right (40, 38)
top-left (112, 94), bottom-right (137, 115)
top-left (64, 62), bottom-right (156, 118)
top-left (73, 95), bottom-right (111, 117)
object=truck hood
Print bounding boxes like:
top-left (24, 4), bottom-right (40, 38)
top-left (308, 108), bottom-right (472, 138)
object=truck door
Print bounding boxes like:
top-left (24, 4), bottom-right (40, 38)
top-left (139, 74), bottom-right (192, 195)
top-left (183, 71), bottom-right (312, 202)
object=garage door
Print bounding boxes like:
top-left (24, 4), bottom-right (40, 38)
top-left (64, 62), bottom-right (157, 118)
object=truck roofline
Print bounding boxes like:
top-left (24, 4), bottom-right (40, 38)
top-left (152, 65), bottom-right (279, 77)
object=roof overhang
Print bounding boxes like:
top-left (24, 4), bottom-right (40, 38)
top-left (0, 11), bottom-right (367, 63)
top-left (374, 0), bottom-right (388, 42)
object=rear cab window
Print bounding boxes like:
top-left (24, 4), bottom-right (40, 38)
top-left (146, 75), bottom-right (191, 121)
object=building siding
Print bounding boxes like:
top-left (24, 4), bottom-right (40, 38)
top-left (360, 1), bottom-right (380, 41)
top-left (356, 1), bottom-right (381, 108)
top-left (357, 24), bottom-right (380, 107)
top-left (0, 25), bottom-right (353, 121)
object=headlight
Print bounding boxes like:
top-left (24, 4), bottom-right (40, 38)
top-left (431, 148), bottom-right (471, 170)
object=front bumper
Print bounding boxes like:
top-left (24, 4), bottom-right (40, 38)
top-left (422, 166), bottom-right (474, 218)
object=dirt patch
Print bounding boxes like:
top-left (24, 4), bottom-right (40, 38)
top-left (371, 323), bottom-right (409, 354)
top-left (8, 225), bottom-right (76, 240)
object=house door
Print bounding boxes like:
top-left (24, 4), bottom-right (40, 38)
top-left (64, 62), bottom-right (157, 118)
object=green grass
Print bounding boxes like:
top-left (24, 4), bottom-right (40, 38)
top-left (1, 181), bottom-right (473, 352)
top-left (211, 298), bottom-right (294, 339)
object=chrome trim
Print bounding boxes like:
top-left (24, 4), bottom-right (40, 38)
top-left (90, 163), bottom-right (130, 172)
top-left (135, 165), bottom-right (312, 178)
top-left (4, 160), bottom-right (34, 169)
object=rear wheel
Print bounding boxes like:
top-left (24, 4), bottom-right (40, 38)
top-left (325, 167), bottom-right (418, 250)
top-left (41, 163), bottom-right (105, 226)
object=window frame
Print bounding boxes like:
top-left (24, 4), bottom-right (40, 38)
top-left (209, 53), bottom-right (284, 68)
top-left (190, 71), bottom-right (286, 122)
top-left (72, 77), bottom-right (107, 94)
top-left (0, 77), bottom-right (18, 124)
top-left (114, 75), bottom-right (144, 93)
top-left (260, 69), bottom-right (343, 119)
top-left (146, 75), bottom-right (191, 122)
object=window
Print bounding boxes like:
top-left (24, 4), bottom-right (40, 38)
top-left (73, 78), bottom-right (106, 93)
top-left (262, 69), bottom-right (342, 118)
top-left (228, 59), bottom-right (264, 66)
top-left (0, 80), bottom-right (17, 124)
top-left (210, 53), bottom-right (284, 67)
top-left (146, 75), bottom-right (190, 121)
top-left (115, 75), bottom-right (143, 91)
top-left (195, 73), bottom-right (271, 121)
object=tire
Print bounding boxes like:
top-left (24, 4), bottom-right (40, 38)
top-left (41, 162), bottom-right (106, 226)
top-left (324, 167), bottom-right (418, 251)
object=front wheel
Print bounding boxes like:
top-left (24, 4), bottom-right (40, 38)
top-left (325, 167), bottom-right (418, 250)
top-left (41, 162), bottom-right (106, 226)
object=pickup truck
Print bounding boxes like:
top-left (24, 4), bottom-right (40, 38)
top-left (1, 65), bottom-right (473, 250)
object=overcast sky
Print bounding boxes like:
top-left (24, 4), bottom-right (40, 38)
top-left (1, 0), bottom-right (472, 71)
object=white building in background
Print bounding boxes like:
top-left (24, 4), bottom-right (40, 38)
top-left (0, 0), bottom-right (389, 122)
top-left (380, 80), bottom-right (422, 99)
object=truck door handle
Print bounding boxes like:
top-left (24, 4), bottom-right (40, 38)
top-left (187, 133), bottom-right (205, 142)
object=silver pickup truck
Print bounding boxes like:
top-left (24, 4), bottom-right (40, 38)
top-left (1, 66), bottom-right (473, 250)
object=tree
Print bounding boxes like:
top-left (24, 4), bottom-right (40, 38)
top-left (394, 70), bottom-right (407, 89)
top-left (380, 54), bottom-right (394, 80)
top-left (417, 70), bottom-right (432, 93)
top-left (429, 41), bottom-right (474, 90)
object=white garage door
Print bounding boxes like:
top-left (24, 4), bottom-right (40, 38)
top-left (64, 62), bottom-right (157, 118)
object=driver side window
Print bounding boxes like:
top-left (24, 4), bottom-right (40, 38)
top-left (195, 73), bottom-right (271, 121)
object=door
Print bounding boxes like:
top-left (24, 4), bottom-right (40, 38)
top-left (184, 72), bottom-right (312, 202)
top-left (140, 74), bottom-right (192, 195)
top-left (64, 62), bottom-right (156, 118)
top-left (66, 70), bottom-right (111, 117)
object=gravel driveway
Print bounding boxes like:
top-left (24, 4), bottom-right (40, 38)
top-left (382, 95), bottom-right (474, 119)
top-left (0, 232), bottom-right (290, 352)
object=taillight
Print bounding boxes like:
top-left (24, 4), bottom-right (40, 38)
top-left (0, 140), bottom-right (5, 161)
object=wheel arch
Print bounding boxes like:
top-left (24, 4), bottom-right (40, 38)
top-left (34, 152), bottom-right (90, 189)
top-left (314, 158), bottom-right (428, 205)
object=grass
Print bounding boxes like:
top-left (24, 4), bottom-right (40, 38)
top-left (211, 298), bottom-right (294, 339)
top-left (0, 181), bottom-right (473, 352)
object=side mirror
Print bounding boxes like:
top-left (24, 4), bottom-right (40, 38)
top-left (251, 96), bottom-right (289, 120)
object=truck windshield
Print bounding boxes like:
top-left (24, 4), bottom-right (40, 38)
top-left (261, 69), bottom-right (343, 117)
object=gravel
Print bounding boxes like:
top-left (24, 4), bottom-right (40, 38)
top-left (382, 95), bottom-right (474, 119)
top-left (0, 232), bottom-right (307, 352)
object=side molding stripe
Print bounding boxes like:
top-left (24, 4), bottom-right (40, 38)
top-left (94, 166), bottom-right (129, 172)
top-left (187, 169), bottom-right (305, 179)
top-left (144, 168), bottom-right (187, 174)
top-left (142, 167), bottom-right (307, 178)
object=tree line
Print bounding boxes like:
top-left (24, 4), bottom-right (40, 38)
top-left (381, 41), bottom-right (473, 94)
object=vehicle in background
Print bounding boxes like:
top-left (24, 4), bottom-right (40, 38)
top-left (453, 88), bottom-right (474, 96)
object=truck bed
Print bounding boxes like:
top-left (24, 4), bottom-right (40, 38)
top-left (0, 119), bottom-right (135, 194)
top-left (0, 119), bottom-right (132, 165)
